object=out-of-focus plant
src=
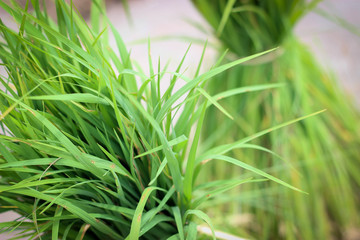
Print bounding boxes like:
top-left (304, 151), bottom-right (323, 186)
top-left (193, 0), bottom-right (360, 239)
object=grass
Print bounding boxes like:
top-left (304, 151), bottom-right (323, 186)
top-left (0, 0), bottom-right (326, 239)
top-left (193, 0), bottom-right (360, 239)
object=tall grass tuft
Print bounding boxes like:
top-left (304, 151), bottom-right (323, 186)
top-left (193, 0), bottom-right (360, 239)
top-left (0, 0), bottom-right (320, 239)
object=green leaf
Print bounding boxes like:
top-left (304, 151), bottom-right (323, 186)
top-left (217, 0), bottom-right (237, 36)
top-left (198, 109), bottom-right (326, 162)
top-left (196, 88), bottom-right (233, 120)
top-left (125, 187), bottom-right (161, 240)
top-left (52, 206), bottom-right (63, 240)
top-left (135, 135), bottom-right (187, 159)
top-left (183, 101), bottom-right (208, 203)
top-left (206, 155), bottom-right (305, 193)
top-left (28, 93), bottom-right (110, 105)
top-left (184, 210), bottom-right (215, 240)
top-left (172, 206), bottom-right (185, 240)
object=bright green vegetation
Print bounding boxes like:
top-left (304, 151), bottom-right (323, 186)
top-left (0, 1), bottom-right (325, 239)
top-left (193, 0), bottom-right (360, 239)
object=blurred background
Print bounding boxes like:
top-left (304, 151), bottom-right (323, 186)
top-left (0, 0), bottom-right (359, 239)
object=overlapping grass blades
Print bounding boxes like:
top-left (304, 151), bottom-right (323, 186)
top-left (193, 0), bottom-right (360, 239)
top-left (0, 0), bottom-right (321, 239)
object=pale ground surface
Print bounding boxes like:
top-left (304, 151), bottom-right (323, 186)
top-left (0, 0), bottom-right (359, 239)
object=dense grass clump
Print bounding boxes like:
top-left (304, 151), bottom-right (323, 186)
top-left (0, 1), bottom-right (317, 239)
top-left (193, 0), bottom-right (360, 239)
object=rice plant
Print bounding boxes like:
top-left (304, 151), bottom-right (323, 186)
top-left (192, 0), bottom-right (360, 239)
top-left (0, 0), bottom-right (325, 239)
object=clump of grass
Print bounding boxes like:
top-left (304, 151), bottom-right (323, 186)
top-left (193, 0), bottom-right (319, 57)
top-left (0, 1), bottom-right (318, 239)
top-left (193, 0), bottom-right (360, 239)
